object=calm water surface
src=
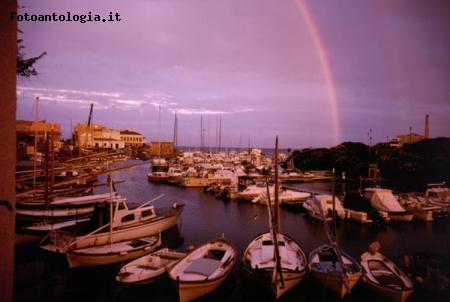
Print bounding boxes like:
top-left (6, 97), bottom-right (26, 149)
top-left (14, 160), bottom-right (450, 302)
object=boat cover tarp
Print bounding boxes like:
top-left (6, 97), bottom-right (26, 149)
top-left (370, 190), bottom-right (405, 213)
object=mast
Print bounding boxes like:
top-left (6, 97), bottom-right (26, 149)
top-left (271, 136), bottom-right (284, 288)
top-left (108, 175), bottom-right (114, 247)
top-left (173, 111), bottom-right (178, 150)
top-left (158, 105), bottom-right (161, 158)
top-left (33, 96), bottom-right (39, 188)
top-left (200, 116), bottom-right (203, 151)
top-left (218, 116), bottom-right (222, 152)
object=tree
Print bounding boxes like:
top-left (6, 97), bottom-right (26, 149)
top-left (16, 30), bottom-right (46, 77)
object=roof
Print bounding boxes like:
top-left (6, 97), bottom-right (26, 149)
top-left (120, 129), bottom-right (142, 135)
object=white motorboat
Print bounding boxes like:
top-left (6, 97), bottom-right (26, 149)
top-left (238, 183), bottom-right (272, 201)
top-left (116, 248), bottom-right (186, 284)
top-left (168, 238), bottom-right (236, 302)
top-left (364, 188), bottom-right (414, 222)
top-left (40, 188), bottom-right (184, 254)
top-left (303, 194), bottom-right (346, 222)
top-left (361, 250), bottom-right (414, 302)
top-left (66, 235), bottom-right (161, 268)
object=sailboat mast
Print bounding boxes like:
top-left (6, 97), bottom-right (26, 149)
top-left (331, 168), bottom-right (337, 238)
top-left (272, 136), bottom-right (284, 288)
top-left (108, 175), bottom-right (113, 247)
top-left (158, 105), bottom-right (161, 158)
top-left (274, 136), bottom-right (279, 233)
top-left (33, 96), bottom-right (39, 188)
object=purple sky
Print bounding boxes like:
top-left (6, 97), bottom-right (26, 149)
top-left (16, 0), bottom-right (450, 148)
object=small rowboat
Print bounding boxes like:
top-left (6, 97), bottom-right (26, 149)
top-left (168, 238), bottom-right (236, 302)
top-left (361, 251), bottom-right (414, 302)
top-left (116, 248), bottom-right (186, 284)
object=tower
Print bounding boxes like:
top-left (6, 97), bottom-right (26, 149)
top-left (424, 114), bottom-right (430, 139)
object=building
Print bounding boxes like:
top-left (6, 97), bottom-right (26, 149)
top-left (16, 120), bottom-right (62, 158)
top-left (120, 129), bottom-right (146, 148)
top-left (74, 123), bottom-right (124, 150)
top-left (389, 133), bottom-right (425, 148)
top-left (148, 141), bottom-right (174, 158)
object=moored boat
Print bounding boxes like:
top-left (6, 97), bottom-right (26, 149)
top-left (168, 237), bottom-right (236, 302)
top-left (360, 244), bottom-right (414, 302)
top-left (116, 248), bottom-right (186, 284)
top-left (66, 235), bottom-right (161, 268)
top-left (309, 244), bottom-right (362, 298)
top-left (303, 194), bottom-right (346, 222)
top-left (241, 137), bottom-right (307, 300)
top-left (241, 232), bottom-right (308, 300)
top-left (40, 192), bottom-right (184, 253)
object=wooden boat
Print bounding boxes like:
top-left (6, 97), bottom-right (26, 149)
top-left (361, 251), bottom-right (414, 302)
top-left (308, 171), bottom-right (362, 298)
top-left (66, 235), bottom-right (161, 268)
top-left (116, 248), bottom-right (186, 284)
top-left (309, 244), bottom-right (362, 298)
top-left (241, 137), bottom-right (307, 300)
top-left (242, 232), bottom-right (308, 299)
top-left (168, 238), bottom-right (236, 302)
top-left (16, 192), bottom-right (114, 222)
top-left (22, 218), bottom-right (90, 234)
top-left (40, 184), bottom-right (184, 254)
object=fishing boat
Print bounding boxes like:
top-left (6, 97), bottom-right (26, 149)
top-left (360, 243), bottom-right (414, 302)
top-left (241, 137), bottom-right (307, 300)
top-left (66, 235), bottom-right (161, 268)
top-left (116, 248), bottom-right (186, 284)
top-left (40, 179), bottom-right (184, 254)
top-left (168, 237), bottom-right (236, 302)
top-left (309, 243), bottom-right (362, 298)
top-left (308, 171), bottom-right (362, 298)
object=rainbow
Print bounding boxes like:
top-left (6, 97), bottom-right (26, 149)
top-left (294, 0), bottom-right (341, 145)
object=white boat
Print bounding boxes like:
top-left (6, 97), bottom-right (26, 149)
top-left (242, 232), bottom-right (308, 299)
top-left (168, 238), bottom-right (236, 302)
top-left (116, 248), bottom-right (186, 284)
top-left (361, 250), bottom-right (414, 302)
top-left (309, 244), bottom-right (362, 298)
top-left (398, 194), bottom-right (435, 221)
top-left (40, 192), bottom-right (184, 253)
top-left (303, 194), bottom-right (346, 222)
top-left (16, 192), bottom-right (115, 221)
top-left (253, 188), bottom-right (311, 206)
top-left (364, 188), bottom-right (414, 222)
top-left (241, 137), bottom-right (307, 300)
top-left (66, 235), bottom-right (161, 268)
top-left (238, 183), bottom-right (271, 201)
top-left (22, 218), bottom-right (90, 233)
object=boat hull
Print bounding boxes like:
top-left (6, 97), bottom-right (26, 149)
top-left (67, 237), bottom-right (160, 268)
top-left (363, 278), bottom-right (414, 302)
top-left (176, 271), bottom-right (231, 302)
top-left (241, 262), bottom-right (306, 300)
top-left (310, 269), bottom-right (361, 298)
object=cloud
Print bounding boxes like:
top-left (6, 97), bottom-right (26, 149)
top-left (172, 107), bottom-right (255, 115)
top-left (17, 86), bottom-right (121, 98)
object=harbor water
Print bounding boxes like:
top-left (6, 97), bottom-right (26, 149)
top-left (14, 160), bottom-right (450, 302)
